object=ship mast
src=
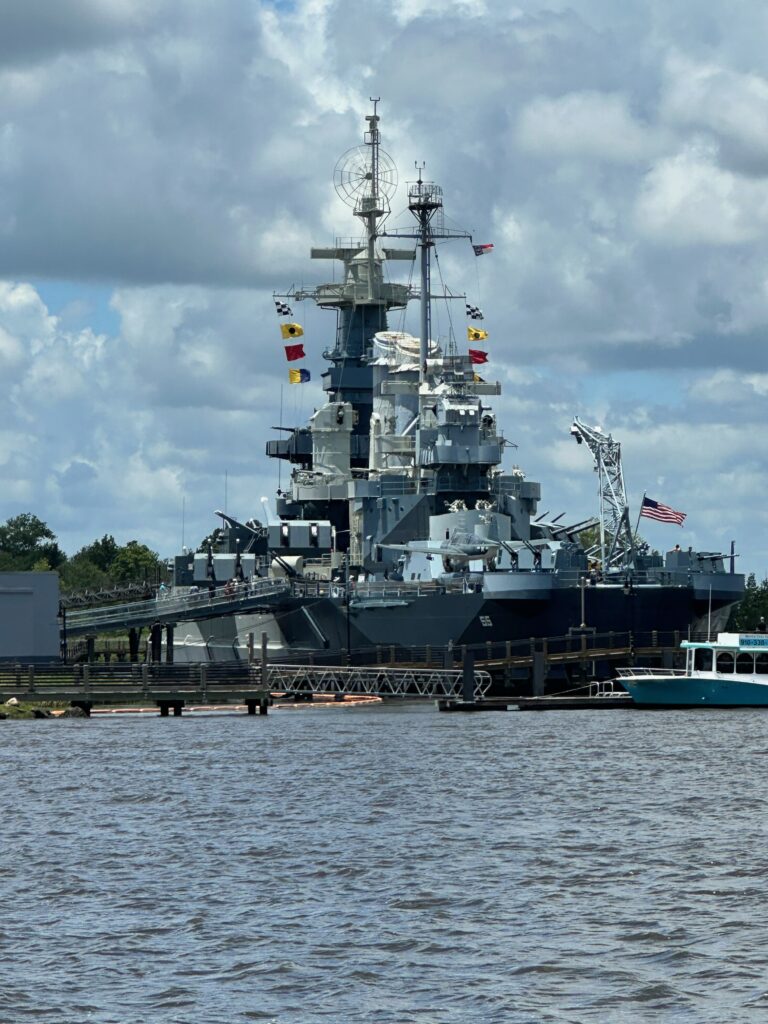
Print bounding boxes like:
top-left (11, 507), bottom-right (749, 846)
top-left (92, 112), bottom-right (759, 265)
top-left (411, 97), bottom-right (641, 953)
top-left (363, 99), bottom-right (382, 301)
top-left (408, 165), bottom-right (442, 381)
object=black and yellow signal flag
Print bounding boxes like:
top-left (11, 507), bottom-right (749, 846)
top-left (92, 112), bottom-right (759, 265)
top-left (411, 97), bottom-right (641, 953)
top-left (467, 327), bottom-right (488, 342)
top-left (280, 322), bottom-right (304, 339)
top-left (289, 368), bottom-right (311, 384)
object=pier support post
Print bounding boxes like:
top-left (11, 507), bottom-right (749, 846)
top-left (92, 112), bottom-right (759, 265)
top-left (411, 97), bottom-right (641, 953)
top-left (128, 627), bottom-right (140, 663)
top-left (260, 632), bottom-right (268, 689)
top-left (150, 623), bottom-right (162, 663)
top-left (86, 635), bottom-right (96, 663)
top-left (158, 701), bottom-right (184, 717)
top-left (462, 652), bottom-right (475, 702)
top-left (532, 647), bottom-right (546, 696)
top-left (165, 624), bottom-right (175, 664)
top-left (246, 697), bottom-right (269, 715)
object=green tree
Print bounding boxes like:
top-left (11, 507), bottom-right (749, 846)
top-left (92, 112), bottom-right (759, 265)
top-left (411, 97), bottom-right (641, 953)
top-left (0, 513), bottom-right (66, 571)
top-left (197, 527), bottom-right (223, 553)
top-left (77, 534), bottom-right (119, 574)
top-left (59, 552), bottom-right (112, 592)
top-left (728, 573), bottom-right (768, 631)
top-left (109, 540), bottom-right (161, 583)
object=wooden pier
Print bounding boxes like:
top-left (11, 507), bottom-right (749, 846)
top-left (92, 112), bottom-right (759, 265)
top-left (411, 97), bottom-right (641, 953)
top-left (0, 660), bottom-right (492, 716)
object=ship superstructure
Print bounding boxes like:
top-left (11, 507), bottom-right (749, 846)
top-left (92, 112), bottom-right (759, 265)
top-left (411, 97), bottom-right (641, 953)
top-left (172, 104), bottom-right (744, 667)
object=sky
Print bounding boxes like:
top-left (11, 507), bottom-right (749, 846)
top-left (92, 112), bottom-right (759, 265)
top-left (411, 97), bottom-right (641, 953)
top-left (1, 0), bottom-right (768, 576)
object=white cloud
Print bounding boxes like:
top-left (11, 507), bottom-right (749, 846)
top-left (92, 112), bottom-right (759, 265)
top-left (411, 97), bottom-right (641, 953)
top-left (2, 0), bottom-right (768, 572)
top-left (517, 91), bottom-right (665, 163)
top-left (634, 140), bottom-right (768, 245)
top-left (661, 52), bottom-right (768, 171)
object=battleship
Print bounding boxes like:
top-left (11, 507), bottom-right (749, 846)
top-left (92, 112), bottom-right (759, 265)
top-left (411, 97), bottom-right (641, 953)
top-left (171, 103), bottom-right (744, 665)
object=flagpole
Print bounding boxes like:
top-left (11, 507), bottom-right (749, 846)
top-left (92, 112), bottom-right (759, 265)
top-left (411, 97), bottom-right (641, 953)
top-left (633, 491), bottom-right (646, 542)
top-left (278, 384), bottom-right (283, 492)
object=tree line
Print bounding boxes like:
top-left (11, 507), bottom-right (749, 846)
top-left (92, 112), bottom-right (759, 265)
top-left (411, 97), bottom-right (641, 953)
top-left (0, 513), bottom-right (166, 592)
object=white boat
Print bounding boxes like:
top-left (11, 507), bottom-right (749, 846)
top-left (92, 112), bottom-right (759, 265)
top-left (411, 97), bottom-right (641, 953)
top-left (617, 632), bottom-right (768, 706)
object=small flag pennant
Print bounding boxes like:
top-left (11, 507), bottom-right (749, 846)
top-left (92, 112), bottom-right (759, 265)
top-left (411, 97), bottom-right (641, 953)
top-left (284, 343), bottom-right (305, 361)
top-left (280, 322), bottom-right (304, 339)
top-left (472, 243), bottom-right (494, 256)
top-left (640, 496), bottom-right (686, 526)
top-left (289, 368), bottom-right (311, 384)
top-left (473, 373), bottom-right (485, 383)
top-left (466, 303), bottom-right (484, 320)
top-left (468, 349), bottom-right (488, 364)
top-left (274, 299), bottom-right (293, 317)
top-left (467, 327), bottom-right (488, 341)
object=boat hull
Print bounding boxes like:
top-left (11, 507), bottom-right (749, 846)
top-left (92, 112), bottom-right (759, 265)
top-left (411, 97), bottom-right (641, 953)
top-left (622, 676), bottom-right (768, 707)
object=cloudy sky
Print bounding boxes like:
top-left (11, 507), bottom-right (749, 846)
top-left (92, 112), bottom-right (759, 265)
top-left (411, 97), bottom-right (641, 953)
top-left (1, 0), bottom-right (767, 576)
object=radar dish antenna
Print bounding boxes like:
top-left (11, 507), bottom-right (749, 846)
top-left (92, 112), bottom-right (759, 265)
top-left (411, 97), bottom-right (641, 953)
top-left (334, 145), bottom-right (398, 212)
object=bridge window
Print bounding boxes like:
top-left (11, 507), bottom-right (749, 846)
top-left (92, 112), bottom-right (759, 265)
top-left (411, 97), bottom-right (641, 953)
top-left (757, 654), bottom-right (768, 675)
top-left (716, 652), bottom-right (734, 674)
top-left (736, 653), bottom-right (755, 674)
top-left (694, 648), bottom-right (713, 671)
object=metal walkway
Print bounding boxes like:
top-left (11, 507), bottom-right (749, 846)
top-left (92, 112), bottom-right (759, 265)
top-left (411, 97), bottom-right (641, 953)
top-left (64, 578), bottom-right (291, 636)
top-left (263, 663), bottom-right (492, 700)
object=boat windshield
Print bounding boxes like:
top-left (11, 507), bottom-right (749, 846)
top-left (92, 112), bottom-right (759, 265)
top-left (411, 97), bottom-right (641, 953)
top-left (694, 648), bottom-right (713, 671)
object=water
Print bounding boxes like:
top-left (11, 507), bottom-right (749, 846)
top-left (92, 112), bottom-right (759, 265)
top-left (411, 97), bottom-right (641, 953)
top-left (2, 704), bottom-right (768, 1024)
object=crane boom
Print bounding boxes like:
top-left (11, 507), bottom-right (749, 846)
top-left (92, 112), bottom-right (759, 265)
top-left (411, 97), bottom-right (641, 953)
top-left (571, 417), bottom-right (635, 570)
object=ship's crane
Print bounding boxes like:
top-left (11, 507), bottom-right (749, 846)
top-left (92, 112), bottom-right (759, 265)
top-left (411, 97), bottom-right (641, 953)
top-left (571, 417), bottom-right (635, 570)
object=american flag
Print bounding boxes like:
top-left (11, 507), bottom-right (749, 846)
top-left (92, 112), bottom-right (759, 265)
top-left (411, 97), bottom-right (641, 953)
top-left (472, 243), bottom-right (494, 256)
top-left (466, 303), bottom-right (484, 320)
top-left (274, 299), bottom-right (293, 316)
top-left (640, 496), bottom-right (686, 526)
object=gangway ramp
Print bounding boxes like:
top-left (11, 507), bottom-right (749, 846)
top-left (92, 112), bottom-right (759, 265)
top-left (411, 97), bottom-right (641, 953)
top-left (64, 579), bottom-right (291, 636)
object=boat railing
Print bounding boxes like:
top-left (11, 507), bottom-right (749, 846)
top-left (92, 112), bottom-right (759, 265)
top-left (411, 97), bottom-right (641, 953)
top-left (555, 567), bottom-right (733, 586)
top-left (589, 679), bottom-right (629, 697)
top-left (615, 666), bottom-right (688, 678)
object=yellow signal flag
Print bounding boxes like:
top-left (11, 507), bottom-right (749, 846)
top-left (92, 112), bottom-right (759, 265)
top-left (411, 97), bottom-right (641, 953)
top-left (467, 327), bottom-right (488, 341)
top-left (281, 322), bottom-right (304, 339)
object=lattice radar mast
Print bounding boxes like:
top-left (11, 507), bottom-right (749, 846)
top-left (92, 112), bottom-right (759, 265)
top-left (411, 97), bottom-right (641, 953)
top-left (571, 417), bottom-right (635, 570)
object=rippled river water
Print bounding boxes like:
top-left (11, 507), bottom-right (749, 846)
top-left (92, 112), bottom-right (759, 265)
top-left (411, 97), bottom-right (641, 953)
top-left (3, 703), bottom-right (768, 1023)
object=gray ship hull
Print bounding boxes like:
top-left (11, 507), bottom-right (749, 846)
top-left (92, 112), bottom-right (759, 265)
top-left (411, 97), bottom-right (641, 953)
top-left (170, 580), bottom-right (739, 664)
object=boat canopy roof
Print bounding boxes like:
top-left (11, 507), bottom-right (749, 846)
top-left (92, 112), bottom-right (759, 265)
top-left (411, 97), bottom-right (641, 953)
top-left (682, 632), bottom-right (768, 652)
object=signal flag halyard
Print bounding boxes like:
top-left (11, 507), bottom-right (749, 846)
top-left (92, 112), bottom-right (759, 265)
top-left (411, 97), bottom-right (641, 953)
top-left (466, 303), bottom-right (484, 320)
top-left (284, 343), bottom-right (305, 361)
top-left (468, 349), bottom-right (488, 364)
top-left (280, 322), bottom-right (304, 339)
top-left (289, 368), bottom-right (311, 384)
top-left (274, 299), bottom-right (293, 316)
top-left (640, 496), bottom-right (687, 526)
top-left (467, 327), bottom-right (488, 341)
